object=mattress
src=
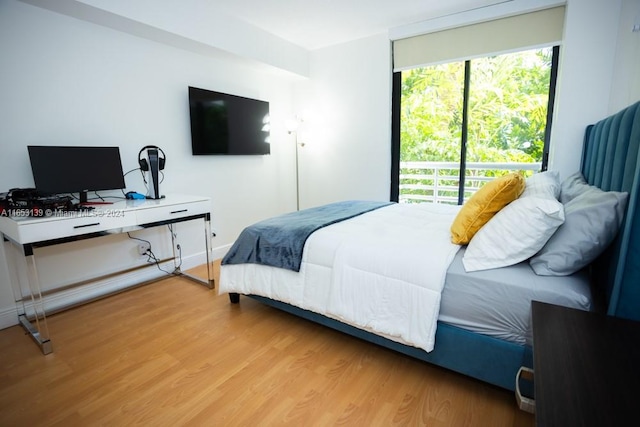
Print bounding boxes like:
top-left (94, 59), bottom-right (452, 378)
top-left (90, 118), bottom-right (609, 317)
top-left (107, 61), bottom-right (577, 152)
top-left (439, 247), bottom-right (592, 345)
top-left (220, 203), bottom-right (461, 352)
top-left (221, 205), bottom-right (593, 350)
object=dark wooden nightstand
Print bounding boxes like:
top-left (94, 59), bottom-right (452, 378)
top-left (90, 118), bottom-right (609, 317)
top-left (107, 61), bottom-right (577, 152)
top-left (531, 300), bottom-right (640, 426)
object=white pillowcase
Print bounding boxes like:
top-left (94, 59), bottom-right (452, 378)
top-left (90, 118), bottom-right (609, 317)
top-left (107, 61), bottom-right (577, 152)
top-left (463, 196), bottom-right (565, 272)
top-left (521, 170), bottom-right (561, 200)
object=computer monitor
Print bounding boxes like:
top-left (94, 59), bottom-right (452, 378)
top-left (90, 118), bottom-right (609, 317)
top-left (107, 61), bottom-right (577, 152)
top-left (28, 146), bottom-right (126, 203)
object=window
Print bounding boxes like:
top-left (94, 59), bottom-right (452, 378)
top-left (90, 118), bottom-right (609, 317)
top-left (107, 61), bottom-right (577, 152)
top-left (392, 46), bottom-right (559, 204)
top-left (390, 6), bottom-right (564, 204)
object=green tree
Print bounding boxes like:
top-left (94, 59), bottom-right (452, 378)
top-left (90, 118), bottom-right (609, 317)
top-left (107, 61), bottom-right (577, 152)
top-left (401, 48), bottom-right (551, 164)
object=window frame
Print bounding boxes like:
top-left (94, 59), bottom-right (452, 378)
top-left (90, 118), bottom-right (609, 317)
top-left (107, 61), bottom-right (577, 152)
top-left (390, 45), bottom-right (560, 203)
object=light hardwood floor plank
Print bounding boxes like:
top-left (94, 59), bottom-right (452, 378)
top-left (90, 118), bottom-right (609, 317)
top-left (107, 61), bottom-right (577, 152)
top-left (0, 262), bottom-right (534, 426)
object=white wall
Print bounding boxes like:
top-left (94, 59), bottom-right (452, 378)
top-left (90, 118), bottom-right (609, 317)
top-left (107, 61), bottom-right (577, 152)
top-left (549, 0), bottom-right (635, 178)
top-left (0, 0), bottom-right (299, 328)
top-left (294, 34), bottom-right (392, 208)
top-left (609, 0), bottom-right (640, 112)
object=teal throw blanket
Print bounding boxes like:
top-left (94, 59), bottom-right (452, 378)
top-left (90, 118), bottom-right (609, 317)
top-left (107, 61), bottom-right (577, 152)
top-left (222, 200), bottom-right (393, 272)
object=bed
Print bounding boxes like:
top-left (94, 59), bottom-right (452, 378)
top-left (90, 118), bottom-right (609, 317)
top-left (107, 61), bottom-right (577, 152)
top-left (218, 100), bottom-right (640, 392)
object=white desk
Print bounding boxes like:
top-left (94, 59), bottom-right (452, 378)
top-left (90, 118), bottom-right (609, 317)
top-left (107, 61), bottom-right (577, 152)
top-left (0, 194), bottom-right (214, 354)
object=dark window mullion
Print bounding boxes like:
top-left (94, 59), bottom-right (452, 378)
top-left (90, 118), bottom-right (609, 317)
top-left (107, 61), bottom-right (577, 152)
top-left (391, 71), bottom-right (401, 202)
top-left (458, 60), bottom-right (471, 205)
top-left (541, 45), bottom-right (560, 172)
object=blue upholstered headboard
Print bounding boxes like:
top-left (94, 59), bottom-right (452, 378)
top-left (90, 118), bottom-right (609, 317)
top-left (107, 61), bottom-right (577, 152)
top-left (581, 101), bottom-right (640, 321)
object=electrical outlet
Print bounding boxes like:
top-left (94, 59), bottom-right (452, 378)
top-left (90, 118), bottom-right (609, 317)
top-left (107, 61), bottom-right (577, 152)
top-left (138, 242), bottom-right (151, 255)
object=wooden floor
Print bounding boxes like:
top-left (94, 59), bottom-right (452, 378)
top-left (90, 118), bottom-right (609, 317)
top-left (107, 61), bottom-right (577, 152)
top-left (0, 262), bottom-right (534, 426)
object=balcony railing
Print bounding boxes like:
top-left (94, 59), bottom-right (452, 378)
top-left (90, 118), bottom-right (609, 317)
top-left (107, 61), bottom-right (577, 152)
top-left (400, 161), bottom-right (542, 204)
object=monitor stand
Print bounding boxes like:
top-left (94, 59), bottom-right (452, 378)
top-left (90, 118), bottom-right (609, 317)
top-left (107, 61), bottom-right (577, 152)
top-left (77, 191), bottom-right (113, 206)
top-left (73, 191), bottom-right (92, 210)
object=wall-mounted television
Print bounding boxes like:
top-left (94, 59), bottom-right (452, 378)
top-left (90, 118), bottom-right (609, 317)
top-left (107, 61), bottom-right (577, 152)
top-left (188, 86), bottom-right (271, 155)
top-left (28, 145), bottom-right (126, 203)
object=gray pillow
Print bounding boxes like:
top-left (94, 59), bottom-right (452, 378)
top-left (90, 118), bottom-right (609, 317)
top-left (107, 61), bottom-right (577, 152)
top-left (559, 172), bottom-right (589, 204)
top-left (529, 185), bottom-right (628, 276)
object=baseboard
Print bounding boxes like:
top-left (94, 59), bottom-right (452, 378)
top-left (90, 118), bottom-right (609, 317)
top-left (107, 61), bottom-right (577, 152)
top-left (211, 244), bottom-right (230, 262)
top-left (0, 243), bottom-right (231, 330)
top-left (0, 305), bottom-right (18, 330)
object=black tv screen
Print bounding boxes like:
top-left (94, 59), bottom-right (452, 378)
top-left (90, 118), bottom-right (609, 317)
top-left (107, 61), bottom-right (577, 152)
top-left (28, 145), bottom-right (126, 202)
top-left (188, 86), bottom-right (270, 155)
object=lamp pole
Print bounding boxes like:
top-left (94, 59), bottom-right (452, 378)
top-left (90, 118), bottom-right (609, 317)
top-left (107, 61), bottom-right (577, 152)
top-left (294, 135), bottom-right (306, 211)
top-left (295, 135), bottom-right (300, 211)
top-left (287, 117), bottom-right (305, 211)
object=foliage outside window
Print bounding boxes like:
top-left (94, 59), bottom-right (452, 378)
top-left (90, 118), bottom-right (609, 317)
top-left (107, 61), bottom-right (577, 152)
top-left (398, 47), bottom-right (554, 204)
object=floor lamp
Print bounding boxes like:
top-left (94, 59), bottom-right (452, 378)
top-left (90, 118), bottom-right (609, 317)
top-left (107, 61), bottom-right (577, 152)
top-left (286, 118), bottom-right (304, 210)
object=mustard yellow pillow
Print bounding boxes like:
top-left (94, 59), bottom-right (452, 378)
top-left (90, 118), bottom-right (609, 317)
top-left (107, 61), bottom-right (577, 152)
top-left (450, 173), bottom-right (525, 244)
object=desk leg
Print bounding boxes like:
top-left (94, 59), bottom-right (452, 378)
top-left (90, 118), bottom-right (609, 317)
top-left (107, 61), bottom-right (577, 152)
top-left (169, 216), bottom-right (215, 289)
top-left (202, 214), bottom-right (214, 288)
top-left (4, 240), bottom-right (52, 354)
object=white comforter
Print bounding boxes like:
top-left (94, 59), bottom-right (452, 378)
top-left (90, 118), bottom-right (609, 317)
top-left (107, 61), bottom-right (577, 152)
top-left (219, 203), bottom-right (461, 352)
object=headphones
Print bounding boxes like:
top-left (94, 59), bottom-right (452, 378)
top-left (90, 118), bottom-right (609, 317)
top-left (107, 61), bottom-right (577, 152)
top-left (138, 145), bottom-right (166, 171)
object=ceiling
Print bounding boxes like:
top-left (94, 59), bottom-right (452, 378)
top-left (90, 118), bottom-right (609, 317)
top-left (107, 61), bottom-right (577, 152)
top-left (19, 0), bottom-right (521, 76)
top-left (208, 0), bottom-right (507, 50)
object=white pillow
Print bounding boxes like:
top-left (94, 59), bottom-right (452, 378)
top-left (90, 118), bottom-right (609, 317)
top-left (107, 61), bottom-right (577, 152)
top-left (521, 170), bottom-right (560, 200)
top-left (463, 196), bottom-right (565, 272)
top-left (530, 185), bottom-right (628, 276)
